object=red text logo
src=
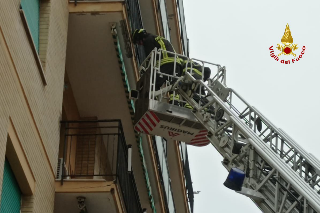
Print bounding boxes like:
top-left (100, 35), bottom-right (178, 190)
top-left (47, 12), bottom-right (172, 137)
top-left (168, 131), bottom-right (180, 137)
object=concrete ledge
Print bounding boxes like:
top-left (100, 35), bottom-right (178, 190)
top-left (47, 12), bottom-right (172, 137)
top-left (68, 2), bottom-right (123, 13)
top-left (55, 180), bottom-right (114, 193)
top-left (7, 118), bottom-right (35, 196)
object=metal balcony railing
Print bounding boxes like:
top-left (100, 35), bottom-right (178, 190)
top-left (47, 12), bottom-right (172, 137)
top-left (178, 143), bottom-right (194, 213)
top-left (124, 0), bottom-right (146, 65)
top-left (183, 150), bottom-right (194, 213)
top-left (69, 0), bottom-right (145, 65)
top-left (60, 119), bottom-right (143, 213)
top-left (175, 0), bottom-right (188, 56)
top-left (152, 136), bottom-right (176, 213)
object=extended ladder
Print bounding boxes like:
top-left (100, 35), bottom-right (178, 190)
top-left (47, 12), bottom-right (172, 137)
top-left (133, 49), bottom-right (320, 213)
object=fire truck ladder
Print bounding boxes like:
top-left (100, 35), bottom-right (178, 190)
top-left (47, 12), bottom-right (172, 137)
top-left (133, 49), bottom-right (320, 213)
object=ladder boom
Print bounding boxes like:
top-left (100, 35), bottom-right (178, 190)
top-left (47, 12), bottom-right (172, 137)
top-left (135, 49), bottom-right (320, 213)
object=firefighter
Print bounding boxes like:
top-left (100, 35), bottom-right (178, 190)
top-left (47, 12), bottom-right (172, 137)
top-left (182, 60), bottom-right (211, 82)
top-left (132, 29), bottom-right (182, 105)
top-left (181, 60), bottom-right (211, 109)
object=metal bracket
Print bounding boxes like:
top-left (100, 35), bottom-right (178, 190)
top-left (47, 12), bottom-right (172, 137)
top-left (237, 187), bottom-right (265, 202)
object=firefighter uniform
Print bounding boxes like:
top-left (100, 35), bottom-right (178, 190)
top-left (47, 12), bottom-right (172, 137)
top-left (132, 29), bottom-right (182, 89)
top-left (182, 60), bottom-right (211, 81)
top-left (143, 34), bottom-right (182, 90)
top-left (181, 60), bottom-right (211, 109)
top-left (132, 29), bottom-right (182, 104)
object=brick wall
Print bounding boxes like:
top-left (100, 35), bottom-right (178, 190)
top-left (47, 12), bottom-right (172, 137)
top-left (39, 0), bottom-right (51, 70)
top-left (75, 121), bottom-right (97, 176)
top-left (0, 0), bottom-right (68, 212)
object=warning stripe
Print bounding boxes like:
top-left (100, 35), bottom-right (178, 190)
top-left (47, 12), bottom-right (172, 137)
top-left (142, 118), bottom-right (153, 132)
top-left (191, 142), bottom-right (210, 147)
top-left (146, 111), bottom-right (159, 125)
top-left (190, 139), bottom-right (210, 145)
top-left (191, 137), bottom-right (207, 141)
top-left (195, 133), bottom-right (207, 138)
top-left (191, 139), bottom-right (210, 144)
top-left (146, 113), bottom-right (156, 127)
top-left (135, 125), bottom-right (141, 132)
top-left (138, 121), bottom-right (149, 134)
top-left (134, 111), bottom-right (160, 134)
top-left (193, 130), bottom-right (208, 143)
top-left (150, 111), bottom-right (160, 123)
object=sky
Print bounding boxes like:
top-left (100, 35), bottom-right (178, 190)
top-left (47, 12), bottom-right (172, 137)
top-left (183, 0), bottom-right (320, 212)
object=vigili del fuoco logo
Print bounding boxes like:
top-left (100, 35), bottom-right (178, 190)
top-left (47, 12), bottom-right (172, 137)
top-left (269, 24), bottom-right (305, 64)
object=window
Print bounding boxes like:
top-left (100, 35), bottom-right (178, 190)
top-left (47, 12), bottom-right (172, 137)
top-left (38, 0), bottom-right (51, 69)
top-left (154, 136), bottom-right (175, 212)
top-left (1, 121), bottom-right (36, 213)
top-left (20, 0), bottom-right (40, 52)
top-left (19, 0), bottom-right (50, 84)
top-left (158, 0), bottom-right (171, 40)
top-left (0, 159), bottom-right (22, 213)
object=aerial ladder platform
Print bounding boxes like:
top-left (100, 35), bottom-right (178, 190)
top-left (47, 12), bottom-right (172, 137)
top-left (131, 49), bottom-right (320, 213)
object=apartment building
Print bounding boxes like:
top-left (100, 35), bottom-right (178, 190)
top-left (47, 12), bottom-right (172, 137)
top-left (0, 0), bottom-right (193, 212)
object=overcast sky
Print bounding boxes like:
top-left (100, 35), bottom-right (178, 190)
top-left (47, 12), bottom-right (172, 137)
top-left (183, 0), bottom-right (320, 212)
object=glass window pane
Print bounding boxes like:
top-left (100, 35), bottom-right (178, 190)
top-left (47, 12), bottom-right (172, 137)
top-left (159, 0), bottom-right (171, 40)
top-left (155, 136), bottom-right (176, 212)
top-left (21, 0), bottom-right (40, 52)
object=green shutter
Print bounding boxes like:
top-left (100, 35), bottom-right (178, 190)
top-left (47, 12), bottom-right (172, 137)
top-left (0, 159), bottom-right (21, 213)
top-left (21, 0), bottom-right (40, 52)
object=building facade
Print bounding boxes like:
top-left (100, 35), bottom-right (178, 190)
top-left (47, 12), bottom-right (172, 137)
top-left (0, 0), bottom-right (193, 212)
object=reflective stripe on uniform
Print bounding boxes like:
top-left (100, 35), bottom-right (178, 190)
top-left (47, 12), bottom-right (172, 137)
top-left (184, 103), bottom-right (193, 109)
top-left (169, 94), bottom-right (180, 101)
top-left (132, 29), bottom-right (145, 41)
top-left (155, 36), bottom-right (181, 67)
top-left (156, 57), bottom-right (182, 67)
top-left (156, 36), bottom-right (168, 58)
top-left (183, 67), bottom-right (203, 76)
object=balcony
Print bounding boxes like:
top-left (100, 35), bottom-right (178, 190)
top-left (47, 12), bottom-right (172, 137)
top-left (63, 0), bottom-right (157, 210)
top-left (67, 0), bottom-right (145, 65)
top-left (55, 120), bottom-right (143, 213)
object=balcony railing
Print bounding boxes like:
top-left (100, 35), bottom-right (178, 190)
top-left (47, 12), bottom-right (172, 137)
top-left (175, 0), bottom-right (188, 56)
top-left (179, 143), bottom-right (194, 213)
top-left (152, 136), bottom-right (176, 213)
top-left (124, 0), bottom-right (146, 65)
top-left (60, 119), bottom-right (143, 213)
top-left (184, 150), bottom-right (194, 213)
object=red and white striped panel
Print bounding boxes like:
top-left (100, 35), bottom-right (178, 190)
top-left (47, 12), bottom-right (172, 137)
top-left (134, 111), bottom-right (160, 135)
top-left (188, 129), bottom-right (210, 147)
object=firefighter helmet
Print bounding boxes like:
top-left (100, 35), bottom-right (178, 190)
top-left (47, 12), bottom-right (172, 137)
top-left (132, 29), bottom-right (147, 44)
top-left (203, 67), bottom-right (211, 82)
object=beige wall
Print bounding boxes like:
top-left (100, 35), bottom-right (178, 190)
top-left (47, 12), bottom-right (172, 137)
top-left (0, 0), bottom-right (68, 212)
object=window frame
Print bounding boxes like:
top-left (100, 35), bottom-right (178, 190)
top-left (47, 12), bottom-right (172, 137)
top-left (19, 3), bottom-right (47, 85)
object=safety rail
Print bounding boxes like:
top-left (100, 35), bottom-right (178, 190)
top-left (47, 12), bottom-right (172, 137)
top-left (138, 48), bottom-right (225, 102)
top-left (183, 149), bottom-right (194, 213)
top-left (227, 89), bottom-right (320, 192)
top-left (138, 49), bottom-right (320, 213)
top-left (183, 73), bottom-right (320, 213)
top-left (69, 0), bottom-right (114, 5)
top-left (60, 120), bottom-right (143, 213)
